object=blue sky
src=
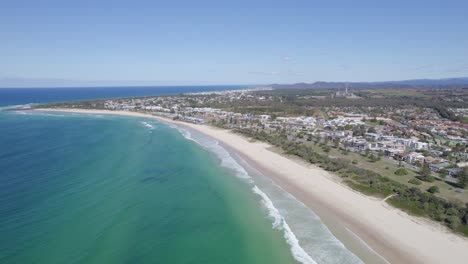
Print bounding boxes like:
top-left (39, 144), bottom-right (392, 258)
top-left (1, 0), bottom-right (468, 86)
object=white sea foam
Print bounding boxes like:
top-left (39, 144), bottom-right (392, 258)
top-left (172, 124), bottom-right (317, 264)
top-left (10, 110), bottom-right (65, 117)
top-left (0, 103), bottom-right (35, 111)
top-left (141, 121), bottom-right (155, 130)
top-left (41, 113), bottom-right (66, 117)
top-left (253, 185), bottom-right (318, 264)
top-left (173, 125), bottom-right (251, 180)
top-left (236, 155), bottom-right (363, 264)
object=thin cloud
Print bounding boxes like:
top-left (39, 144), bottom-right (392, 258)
top-left (248, 70), bottom-right (303, 76)
top-left (248, 71), bottom-right (281, 76)
top-left (445, 64), bottom-right (468, 73)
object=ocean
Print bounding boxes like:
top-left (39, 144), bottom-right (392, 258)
top-left (0, 87), bottom-right (362, 264)
top-left (0, 86), bottom-right (245, 107)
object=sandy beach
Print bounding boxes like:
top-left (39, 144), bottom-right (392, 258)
top-left (36, 108), bottom-right (468, 264)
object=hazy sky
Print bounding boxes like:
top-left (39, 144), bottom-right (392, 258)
top-left (1, 0), bottom-right (468, 86)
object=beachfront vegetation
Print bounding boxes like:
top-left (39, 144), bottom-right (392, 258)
top-left (233, 128), bottom-right (468, 237)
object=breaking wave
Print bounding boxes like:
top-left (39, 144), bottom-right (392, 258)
top-left (141, 121), bottom-right (155, 130)
top-left (172, 124), bottom-right (317, 264)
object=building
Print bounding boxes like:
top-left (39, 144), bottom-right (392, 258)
top-left (404, 152), bottom-right (425, 163)
top-left (429, 162), bottom-right (450, 172)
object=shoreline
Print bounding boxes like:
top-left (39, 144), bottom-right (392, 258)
top-left (35, 108), bottom-right (468, 264)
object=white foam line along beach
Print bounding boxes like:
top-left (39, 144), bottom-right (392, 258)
top-left (35, 108), bottom-right (468, 264)
top-left (172, 125), bottom-right (319, 264)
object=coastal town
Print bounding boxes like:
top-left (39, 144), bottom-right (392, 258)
top-left (42, 87), bottom-right (468, 199)
top-left (38, 86), bottom-right (468, 240)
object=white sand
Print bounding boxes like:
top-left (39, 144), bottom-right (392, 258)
top-left (37, 108), bottom-right (468, 264)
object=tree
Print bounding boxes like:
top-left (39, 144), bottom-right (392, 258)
top-left (368, 127), bottom-right (376, 133)
top-left (418, 162), bottom-right (434, 182)
top-left (427, 186), bottom-right (439, 194)
top-left (408, 179), bottom-right (422, 185)
top-left (395, 168), bottom-right (408, 176)
top-left (343, 141), bottom-right (349, 150)
top-left (446, 215), bottom-right (461, 229)
top-left (369, 154), bottom-right (380, 162)
top-left (438, 169), bottom-right (448, 179)
top-left (334, 138), bottom-right (341, 148)
top-left (458, 167), bottom-right (468, 189)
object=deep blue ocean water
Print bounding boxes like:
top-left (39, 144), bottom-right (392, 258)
top-left (0, 85), bottom-right (244, 106)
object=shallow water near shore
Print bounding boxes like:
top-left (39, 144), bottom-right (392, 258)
top-left (1, 110), bottom-right (365, 264)
top-left (0, 111), bottom-right (298, 263)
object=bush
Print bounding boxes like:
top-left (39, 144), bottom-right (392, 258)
top-left (408, 179), bottom-right (422, 185)
top-left (446, 215), bottom-right (461, 229)
top-left (416, 175), bottom-right (435, 182)
top-left (427, 186), bottom-right (439, 194)
top-left (394, 168), bottom-right (408, 176)
top-left (352, 160), bottom-right (358, 164)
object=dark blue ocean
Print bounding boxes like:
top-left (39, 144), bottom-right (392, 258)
top-left (0, 85), bottom-right (244, 107)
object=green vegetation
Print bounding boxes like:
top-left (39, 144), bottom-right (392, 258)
top-left (408, 179), bottom-right (422, 185)
top-left (428, 186), bottom-right (440, 194)
top-left (394, 168), bottom-right (408, 176)
top-left (417, 163), bottom-right (435, 182)
top-left (233, 127), bottom-right (468, 237)
top-left (458, 168), bottom-right (468, 189)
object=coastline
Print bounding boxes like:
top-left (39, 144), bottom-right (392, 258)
top-left (35, 108), bottom-right (468, 264)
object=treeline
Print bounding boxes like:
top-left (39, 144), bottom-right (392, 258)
top-left (290, 96), bottom-right (465, 109)
top-left (35, 100), bottom-right (108, 109)
top-left (233, 128), bottom-right (468, 236)
top-left (247, 89), bottom-right (467, 122)
top-left (433, 105), bottom-right (466, 123)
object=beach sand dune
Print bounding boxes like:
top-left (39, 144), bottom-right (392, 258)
top-left (37, 109), bottom-right (468, 264)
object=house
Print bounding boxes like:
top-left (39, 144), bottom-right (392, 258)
top-left (365, 133), bottom-right (380, 141)
top-left (348, 138), bottom-right (368, 150)
top-left (447, 168), bottom-right (462, 177)
top-left (259, 115), bottom-right (271, 123)
top-left (404, 152), bottom-right (425, 163)
top-left (384, 148), bottom-right (405, 157)
top-left (429, 162), bottom-right (450, 172)
top-left (446, 168), bottom-right (461, 184)
top-left (367, 142), bottom-right (381, 151)
top-left (409, 141), bottom-right (429, 150)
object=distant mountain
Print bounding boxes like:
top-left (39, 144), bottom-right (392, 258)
top-left (271, 77), bottom-right (468, 89)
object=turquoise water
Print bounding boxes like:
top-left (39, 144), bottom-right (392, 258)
top-left (0, 109), bottom-right (366, 264)
top-left (0, 111), bottom-right (297, 263)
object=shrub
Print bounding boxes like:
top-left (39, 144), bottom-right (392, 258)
top-left (446, 215), bottom-right (461, 229)
top-left (427, 186), bottom-right (439, 194)
top-left (416, 175), bottom-right (435, 182)
top-left (408, 179), bottom-right (422, 185)
top-left (394, 168), bottom-right (408, 176)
